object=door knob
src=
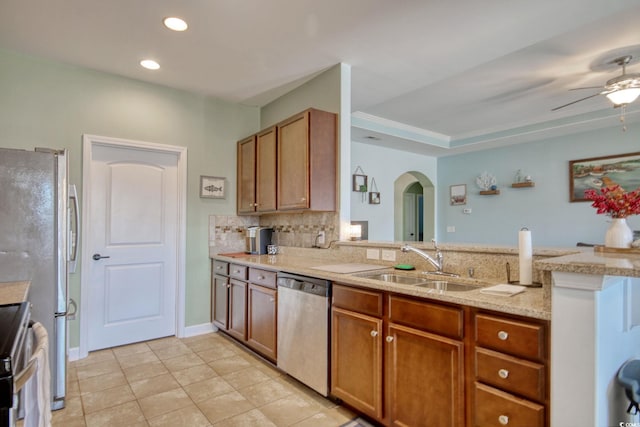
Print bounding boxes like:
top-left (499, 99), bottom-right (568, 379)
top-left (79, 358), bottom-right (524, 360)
top-left (92, 253), bottom-right (110, 261)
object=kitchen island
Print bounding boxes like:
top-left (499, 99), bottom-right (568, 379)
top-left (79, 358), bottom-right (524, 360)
top-left (0, 281), bottom-right (30, 305)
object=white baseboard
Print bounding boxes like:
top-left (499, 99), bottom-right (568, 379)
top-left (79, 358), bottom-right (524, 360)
top-left (68, 346), bottom-right (80, 362)
top-left (183, 322), bottom-right (218, 337)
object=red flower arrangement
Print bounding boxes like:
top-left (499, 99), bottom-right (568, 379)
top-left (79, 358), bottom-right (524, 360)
top-left (584, 185), bottom-right (640, 218)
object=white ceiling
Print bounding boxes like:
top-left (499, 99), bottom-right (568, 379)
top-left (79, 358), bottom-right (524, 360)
top-left (2, 0), bottom-right (640, 155)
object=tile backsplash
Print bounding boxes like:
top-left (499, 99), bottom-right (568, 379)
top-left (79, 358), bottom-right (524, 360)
top-left (209, 212), bottom-right (340, 255)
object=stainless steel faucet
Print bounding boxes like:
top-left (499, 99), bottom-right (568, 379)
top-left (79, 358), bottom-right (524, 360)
top-left (401, 239), bottom-right (458, 277)
top-left (402, 239), bottom-right (442, 271)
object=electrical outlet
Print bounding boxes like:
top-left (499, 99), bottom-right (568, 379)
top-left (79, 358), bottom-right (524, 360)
top-left (366, 249), bottom-right (380, 260)
top-left (317, 231), bottom-right (325, 245)
top-left (447, 226), bottom-right (456, 232)
top-left (381, 250), bottom-right (396, 262)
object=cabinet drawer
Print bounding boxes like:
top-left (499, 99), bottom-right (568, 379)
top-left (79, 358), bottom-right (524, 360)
top-left (249, 268), bottom-right (277, 289)
top-left (332, 284), bottom-right (383, 317)
top-left (389, 295), bottom-right (463, 339)
top-left (229, 264), bottom-right (248, 280)
top-left (475, 314), bottom-right (545, 361)
top-left (475, 347), bottom-right (545, 402)
top-left (474, 382), bottom-right (544, 427)
top-left (213, 260), bottom-right (229, 276)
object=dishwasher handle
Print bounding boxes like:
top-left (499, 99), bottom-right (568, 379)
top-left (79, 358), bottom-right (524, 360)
top-left (277, 273), bottom-right (330, 297)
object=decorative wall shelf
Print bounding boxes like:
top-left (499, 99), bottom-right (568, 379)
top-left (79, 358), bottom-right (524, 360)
top-left (479, 190), bottom-right (500, 195)
top-left (511, 182), bottom-right (535, 188)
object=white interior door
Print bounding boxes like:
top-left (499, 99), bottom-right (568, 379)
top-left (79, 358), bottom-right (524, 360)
top-left (403, 193), bottom-right (417, 241)
top-left (84, 139), bottom-right (182, 351)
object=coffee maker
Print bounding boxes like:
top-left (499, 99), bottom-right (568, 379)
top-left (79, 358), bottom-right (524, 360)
top-left (245, 226), bottom-right (273, 254)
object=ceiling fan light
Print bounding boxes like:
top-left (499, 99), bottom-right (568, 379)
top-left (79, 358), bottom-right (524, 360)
top-left (606, 88), bottom-right (640, 105)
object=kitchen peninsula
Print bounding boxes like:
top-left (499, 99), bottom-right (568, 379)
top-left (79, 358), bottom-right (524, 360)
top-left (212, 242), bottom-right (640, 426)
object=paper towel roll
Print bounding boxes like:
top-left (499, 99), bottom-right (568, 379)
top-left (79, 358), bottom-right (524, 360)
top-left (519, 228), bottom-right (533, 285)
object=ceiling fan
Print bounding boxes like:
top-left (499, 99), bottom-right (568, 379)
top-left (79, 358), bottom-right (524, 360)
top-left (552, 55), bottom-right (640, 112)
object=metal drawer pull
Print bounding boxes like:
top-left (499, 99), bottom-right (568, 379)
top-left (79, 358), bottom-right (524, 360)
top-left (386, 336), bottom-right (394, 343)
top-left (498, 330), bottom-right (509, 340)
top-left (269, 298), bottom-right (275, 302)
top-left (498, 415), bottom-right (509, 425)
top-left (498, 369), bottom-right (509, 379)
top-left (258, 275), bottom-right (265, 280)
top-left (370, 330), bottom-right (378, 337)
top-left (226, 284), bottom-right (231, 288)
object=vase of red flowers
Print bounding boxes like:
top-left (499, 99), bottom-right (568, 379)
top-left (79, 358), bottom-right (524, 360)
top-left (584, 185), bottom-right (640, 248)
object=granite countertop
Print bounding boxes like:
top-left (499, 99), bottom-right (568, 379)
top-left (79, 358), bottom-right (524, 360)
top-left (536, 249), bottom-right (640, 277)
top-left (0, 281), bottom-right (30, 305)
top-left (213, 253), bottom-right (550, 320)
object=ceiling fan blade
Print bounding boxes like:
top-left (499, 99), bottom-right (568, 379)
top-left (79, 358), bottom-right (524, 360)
top-left (551, 93), bottom-right (602, 111)
top-left (569, 86), bottom-right (604, 91)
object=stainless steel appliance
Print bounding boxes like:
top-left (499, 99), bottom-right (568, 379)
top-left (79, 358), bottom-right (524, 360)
top-left (277, 272), bottom-right (330, 396)
top-left (0, 148), bottom-right (79, 410)
top-left (245, 226), bottom-right (273, 254)
top-left (0, 302), bottom-right (30, 427)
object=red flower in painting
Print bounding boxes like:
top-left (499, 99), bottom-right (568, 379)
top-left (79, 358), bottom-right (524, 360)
top-left (584, 185), bottom-right (640, 218)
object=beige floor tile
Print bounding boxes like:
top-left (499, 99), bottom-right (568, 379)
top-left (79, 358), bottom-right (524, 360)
top-left (75, 359), bottom-right (122, 381)
top-left (213, 408), bottom-right (277, 427)
top-left (138, 387), bottom-right (193, 419)
top-left (196, 391), bottom-right (255, 424)
top-left (197, 345), bottom-right (239, 363)
top-left (291, 407), bottom-right (356, 427)
top-left (67, 365), bottom-right (78, 382)
top-left (237, 378), bottom-right (295, 406)
top-left (146, 336), bottom-right (183, 350)
top-left (222, 366), bottom-right (272, 390)
top-left (51, 395), bottom-right (84, 420)
top-left (83, 400), bottom-right (147, 427)
top-left (78, 370), bottom-right (127, 395)
top-left (208, 355), bottom-right (252, 375)
top-left (67, 379), bottom-right (81, 398)
top-left (112, 342), bottom-right (151, 358)
top-left (72, 349), bottom-right (116, 368)
top-left (260, 394), bottom-right (324, 426)
top-left (183, 376), bottom-right (235, 403)
top-left (51, 415), bottom-right (86, 427)
top-left (153, 342), bottom-right (194, 360)
top-left (172, 364), bottom-right (219, 386)
top-left (182, 335), bottom-right (221, 352)
top-left (123, 360), bottom-right (169, 383)
top-left (117, 349), bottom-right (160, 370)
top-left (129, 372), bottom-right (181, 399)
top-left (80, 383), bottom-right (136, 414)
top-left (162, 352), bottom-right (205, 372)
top-left (147, 403), bottom-right (212, 427)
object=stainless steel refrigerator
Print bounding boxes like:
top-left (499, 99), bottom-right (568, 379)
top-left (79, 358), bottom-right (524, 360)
top-left (0, 147), bottom-right (78, 410)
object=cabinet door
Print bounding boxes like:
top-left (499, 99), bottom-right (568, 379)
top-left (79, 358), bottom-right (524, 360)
top-left (237, 135), bottom-right (256, 213)
top-left (256, 127), bottom-right (277, 212)
top-left (277, 112), bottom-right (310, 210)
top-left (247, 284), bottom-right (277, 361)
top-left (227, 279), bottom-right (247, 341)
top-left (331, 307), bottom-right (383, 421)
top-left (387, 323), bottom-right (464, 427)
top-left (212, 275), bottom-right (229, 330)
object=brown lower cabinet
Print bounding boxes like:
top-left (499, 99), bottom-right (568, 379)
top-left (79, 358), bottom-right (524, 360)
top-left (331, 284), bottom-right (464, 426)
top-left (211, 260), bottom-right (277, 362)
top-left (331, 283), bottom-right (549, 427)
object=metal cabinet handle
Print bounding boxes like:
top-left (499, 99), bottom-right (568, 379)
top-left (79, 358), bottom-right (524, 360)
top-left (498, 369), bottom-right (509, 379)
top-left (386, 336), bottom-right (394, 343)
top-left (92, 253), bottom-right (110, 261)
top-left (498, 330), bottom-right (509, 340)
top-left (370, 330), bottom-right (378, 337)
top-left (269, 298), bottom-right (275, 302)
top-left (498, 415), bottom-right (509, 425)
top-left (226, 284), bottom-right (231, 288)
top-left (258, 275), bottom-right (265, 280)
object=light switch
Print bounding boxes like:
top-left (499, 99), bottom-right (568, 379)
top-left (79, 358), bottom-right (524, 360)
top-left (381, 250), bottom-right (396, 261)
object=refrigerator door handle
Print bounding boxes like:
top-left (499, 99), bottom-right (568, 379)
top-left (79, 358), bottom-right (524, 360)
top-left (67, 298), bottom-right (77, 320)
top-left (69, 184), bottom-right (79, 274)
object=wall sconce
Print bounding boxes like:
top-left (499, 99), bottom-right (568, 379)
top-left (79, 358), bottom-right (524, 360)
top-left (349, 224), bottom-right (362, 241)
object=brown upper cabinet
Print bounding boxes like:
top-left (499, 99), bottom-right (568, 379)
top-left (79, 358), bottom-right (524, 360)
top-left (236, 108), bottom-right (337, 215)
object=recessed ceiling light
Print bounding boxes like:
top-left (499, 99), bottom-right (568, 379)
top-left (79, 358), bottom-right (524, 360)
top-left (163, 17), bottom-right (188, 32)
top-left (140, 59), bottom-right (160, 70)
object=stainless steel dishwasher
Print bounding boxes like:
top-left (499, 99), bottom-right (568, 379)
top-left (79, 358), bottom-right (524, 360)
top-left (277, 272), bottom-right (331, 396)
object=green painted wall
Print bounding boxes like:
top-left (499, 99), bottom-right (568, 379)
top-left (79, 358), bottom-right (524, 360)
top-left (0, 48), bottom-right (260, 347)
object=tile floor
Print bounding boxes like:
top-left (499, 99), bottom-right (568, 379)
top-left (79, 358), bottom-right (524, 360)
top-left (52, 332), bottom-right (357, 426)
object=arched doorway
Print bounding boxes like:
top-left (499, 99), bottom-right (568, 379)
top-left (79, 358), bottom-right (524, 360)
top-left (394, 172), bottom-right (435, 242)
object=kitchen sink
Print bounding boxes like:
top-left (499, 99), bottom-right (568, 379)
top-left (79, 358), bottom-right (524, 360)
top-left (357, 272), bottom-right (480, 292)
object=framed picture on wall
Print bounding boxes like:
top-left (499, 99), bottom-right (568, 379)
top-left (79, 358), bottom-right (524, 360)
top-left (450, 184), bottom-right (467, 205)
top-left (569, 152), bottom-right (640, 202)
top-left (200, 175), bottom-right (226, 199)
